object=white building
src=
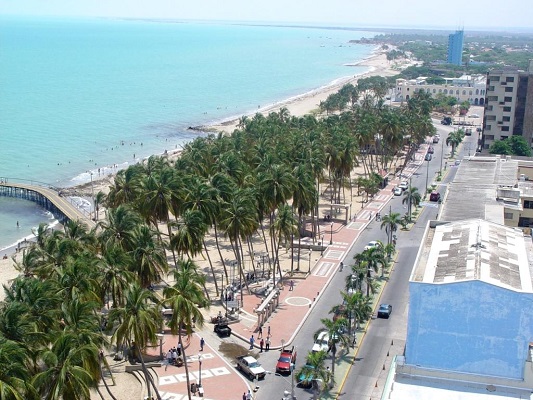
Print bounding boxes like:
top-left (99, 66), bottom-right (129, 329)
top-left (395, 75), bottom-right (486, 105)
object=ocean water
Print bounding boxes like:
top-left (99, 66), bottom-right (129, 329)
top-left (0, 16), bottom-right (377, 250)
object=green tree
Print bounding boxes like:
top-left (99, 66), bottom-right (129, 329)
top-left (508, 136), bottom-right (532, 156)
top-left (489, 140), bottom-right (512, 155)
top-left (402, 186), bottom-right (421, 220)
top-left (297, 350), bottom-right (330, 400)
top-left (109, 283), bottom-right (162, 400)
top-left (380, 212), bottom-right (401, 246)
top-left (446, 129), bottom-right (465, 157)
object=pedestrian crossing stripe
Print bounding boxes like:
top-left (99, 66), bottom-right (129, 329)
top-left (324, 250), bottom-right (344, 260)
top-left (314, 262), bottom-right (334, 277)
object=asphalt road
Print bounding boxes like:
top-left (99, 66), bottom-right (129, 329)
top-left (254, 124), bottom-right (479, 400)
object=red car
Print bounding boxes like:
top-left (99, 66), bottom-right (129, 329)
top-left (276, 346), bottom-right (297, 374)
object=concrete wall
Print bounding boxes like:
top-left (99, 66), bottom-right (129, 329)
top-left (405, 280), bottom-right (533, 379)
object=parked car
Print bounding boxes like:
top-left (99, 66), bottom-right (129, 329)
top-left (424, 153), bottom-right (432, 161)
top-left (430, 192), bottom-right (441, 202)
top-left (432, 136), bottom-right (439, 144)
top-left (393, 187), bottom-right (403, 196)
top-left (465, 128), bottom-right (472, 136)
top-left (276, 346), bottom-right (297, 374)
top-left (377, 304), bottom-right (392, 319)
top-left (427, 146), bottom-right (434, 154)
top-left (455, 159), bottom-right (461, 166)
top-left (441, 116), bottom-right (452, 125)
top-left (214, 323), bottom-right (232, 337)
top-left (312, 331), bottom-right (330, 353)
top-left (398, 181), bottom-right (409, 191)
top-left (297, 364), bottom-right (315, 388)
top-left (236, 355), bottom-right (266, 380)
top-left (364, 240), bottom-right (379, 251)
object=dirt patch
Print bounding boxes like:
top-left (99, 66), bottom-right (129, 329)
top-left (219, 342), bottom-right (261, 360)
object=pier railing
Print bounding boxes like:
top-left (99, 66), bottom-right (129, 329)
top-left (0, 177), bottom-right (96, 229)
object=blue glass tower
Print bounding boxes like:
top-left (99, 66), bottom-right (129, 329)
top-left (447, 30), bottom-right (464, 65)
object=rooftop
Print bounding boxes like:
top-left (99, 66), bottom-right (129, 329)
top-left (411, 219), bottom-right (533, 292)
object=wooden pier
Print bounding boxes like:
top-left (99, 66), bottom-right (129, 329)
top-left (0, 180), bottom-right (96, 230)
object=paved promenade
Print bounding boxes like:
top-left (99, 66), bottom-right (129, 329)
top-left (147, 144), bottom-right (428, 400)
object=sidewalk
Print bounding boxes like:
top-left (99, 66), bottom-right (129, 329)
top-left (151, 143), bottom-right (428, 399)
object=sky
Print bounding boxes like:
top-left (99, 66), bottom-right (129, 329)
top-left (1, 0), bottom-right (532, 31)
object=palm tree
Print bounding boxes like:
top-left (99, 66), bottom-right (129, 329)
top-left (109, 283), bottom-right (162, 400)
top-left (129, 224), bottom-right (168, 289)
top-left (446, 129), bottom-right (465, 157)
top-left (380, 212), bottom-right (401, 246)
top-left (317, 317), bottom-right (350, 388)
top-left (94, 191), bottom-right (106, 221)
top-left (163, 261), bottom-right (208, 400)
top-left (0, 338), bottom-right (36, 400)
top-left (32, 333), bottom-right (100, 400)
top-left (339, 291), bottom-right (373, 335)
top-left (402, 186), bottom-right (421, 220)
top-left (354, 246), bottom-right (386, 296)
top-left (297, 350), bottom-right (330, 400)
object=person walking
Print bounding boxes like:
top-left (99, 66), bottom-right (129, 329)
top-left (200, 337), bottom-right (205, 351)
top-left (176, 342), bottom-right (182, 357)
top-left (165, 349), bottom-right (172, 371)
top-left (258, 326), bottom-right (263, 338)
top-left (289, 280), bottom-right (294, 291)
top-left (265, 336), bottom-right (270, 351)
top-left (246, 389), bottom-right (252, 400)
top-left (249, 335), bottom-right (255, 349)
top-left (268, 325), bottom-right (271, 337)
top-left (260, 338), bottom-right (264, 352)
top-left (242, 392), bottom-right (246, 400)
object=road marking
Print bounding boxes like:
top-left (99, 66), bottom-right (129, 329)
top-left (159, 366), bottom-right (231, 385)
top-left (314, 261), bottom-right (334, 277)
top-left (324, 250), bottom-right (344, 260)
top-left (285, 296), bottom-right (312, 306)
top-left (160, 392), bottom-right (214, 400)
top-left (420, 202), bottom-right (439, 208)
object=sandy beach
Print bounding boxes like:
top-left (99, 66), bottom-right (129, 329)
top-left (207, 51), bottom-right (401, 134)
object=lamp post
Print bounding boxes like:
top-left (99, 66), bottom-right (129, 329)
top-left (329, 222), bottom-right (333, 245)
top-left (198, 354), bottom-right (203, 388)
top-left (273, 369), bottom-right (296, 400)
top-left (308, 250), bottom-right (312, 273)
top-left (425, 157), bottom-right (430, 198)
top-left (439, 131), bottom-right (445, 174)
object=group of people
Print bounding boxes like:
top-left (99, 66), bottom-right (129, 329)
top-left (164, 344), bottom-right (183, 370)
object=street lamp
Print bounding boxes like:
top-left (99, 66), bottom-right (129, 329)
top-left (308, 250), bottom-right (312, 273)
top-left (329, 222), bottom-right (333, 245)
top-left (425, 157), bottom-right (430, 198)
top-left (198, 354), bottom-right (203, 387)
top-left (272, 368), bottom-right (296, 400)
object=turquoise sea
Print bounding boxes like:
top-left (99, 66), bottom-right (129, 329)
top-left (0, 16), bottom-right (378, 251)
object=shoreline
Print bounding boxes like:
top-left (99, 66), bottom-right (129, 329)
top-left (206, 50), bottom-right (400, 134)
top-left (0, 49), bottom-right (407, 260)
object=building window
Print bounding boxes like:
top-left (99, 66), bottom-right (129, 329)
top-left (504, 212), bottom-right (513, 220)
top-left (433, 89), bottom-right (436, 93)
top-left (486, 115), bottom-right (496, 121)
top-left (487, 96), bottom-right (498, 101)
top-left (481, 90), bottom-right (485, 95)
top-left (469, 90), bottom-right (473, 95)
top-left (456, 90), bottom-right (460, 95)
top-left (501, 126), bottom-right (510, 132)
top-left (488, 86), bottom-right (495, 91)
top-left (505, 86), bottom-right (513, 92)
top-left (504, 96), bottom-right (513, 102)
top-left (427, 89), bottom-right (430, 93)
top-left (486, 125), bottom-right (492, 131)
top-left (503, 106), bottom-right (512, 112)
top-left (503, 116), bottom-right (511, 122)
top-left (439, 89), bottom-right (442, 93)
top-left (487, 105), bottom-right (493, 111)
top-left (506, 76), bottom-right (515, 83)
top-left (462, 90), bottom-right (466, 95)
top-left (476, 89), bottom-right (479, 95)
top-left (524, 200), bottom-right (533, 209)
top-left (489, 75), bottom-right (500, 81)
top-left (444, 89), bottom-right (448, 94)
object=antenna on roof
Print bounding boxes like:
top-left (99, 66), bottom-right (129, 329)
top-left (471, 223), bottom-right (486, 250)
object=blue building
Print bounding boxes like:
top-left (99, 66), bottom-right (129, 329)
top-left (406, 219), bottom-right (533, 380)
top-left (447, 30), bottom-right (464, 65)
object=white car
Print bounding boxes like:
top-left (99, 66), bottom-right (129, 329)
top-left (364, 241), bottom-right (379, 251)
top-left (398, 181), bottom-right (409, 191)
top-left (312, 331), bottom-right (330, 353)
top-left (393, 187), bottom-right (403, 196)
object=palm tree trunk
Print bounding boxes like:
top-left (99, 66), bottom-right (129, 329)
top-left (202, 239), bottom-right (219, 297)
top-left (179, 333), bottom-right (193, 400)
top-left (99, 357), bottom-right (118, 400)
top-left (213, 223), bottom-right (228, 284)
